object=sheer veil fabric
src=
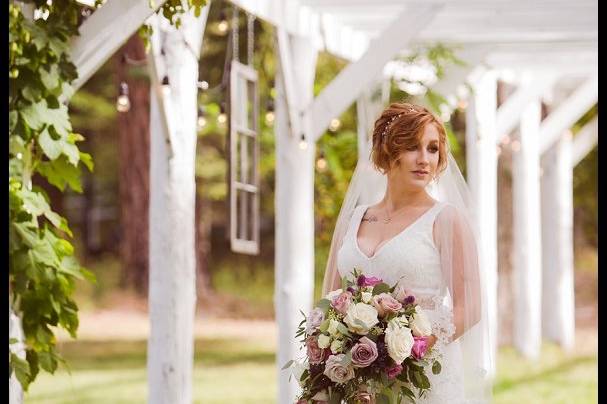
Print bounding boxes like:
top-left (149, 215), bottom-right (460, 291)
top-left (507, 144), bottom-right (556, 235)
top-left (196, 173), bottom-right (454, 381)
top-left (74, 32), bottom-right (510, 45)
top-left (321, 152), bottom-right (494, 403)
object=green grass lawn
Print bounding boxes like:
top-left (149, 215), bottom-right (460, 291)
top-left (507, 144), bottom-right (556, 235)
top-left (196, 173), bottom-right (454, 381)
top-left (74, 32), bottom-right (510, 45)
top-left (24, 336), bottom-right (596, 404)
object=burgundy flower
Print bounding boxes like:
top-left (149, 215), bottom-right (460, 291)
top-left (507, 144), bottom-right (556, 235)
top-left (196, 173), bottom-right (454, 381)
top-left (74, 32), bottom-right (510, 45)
top-left (404, 295), bottom-right (415, 305)
top-left (386, 363), bottom-right (403, 379)
top-left (347, 286), bottom-right (357, 294)
top-left (357, 275), bottom-right (383, 287)
top-left (411, 336), bottom-right (428, 359)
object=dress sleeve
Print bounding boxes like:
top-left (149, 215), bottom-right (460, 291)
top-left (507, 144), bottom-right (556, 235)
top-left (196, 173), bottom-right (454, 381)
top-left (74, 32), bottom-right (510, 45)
top-left (432, 204), bottom-right (482, 344)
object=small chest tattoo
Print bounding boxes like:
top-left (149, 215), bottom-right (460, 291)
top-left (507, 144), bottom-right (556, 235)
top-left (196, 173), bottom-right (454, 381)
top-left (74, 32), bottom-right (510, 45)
top-left (362, 214), bottom-right (379, 223)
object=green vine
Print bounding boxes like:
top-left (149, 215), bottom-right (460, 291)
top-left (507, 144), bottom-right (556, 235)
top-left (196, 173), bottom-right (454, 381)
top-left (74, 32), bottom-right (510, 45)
top-left (8, 0), bottom-right (206, 391)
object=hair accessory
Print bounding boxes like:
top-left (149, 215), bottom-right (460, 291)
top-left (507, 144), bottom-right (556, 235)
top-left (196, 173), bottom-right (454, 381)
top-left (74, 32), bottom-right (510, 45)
top-left (381, 113), bottom-right (404, 140)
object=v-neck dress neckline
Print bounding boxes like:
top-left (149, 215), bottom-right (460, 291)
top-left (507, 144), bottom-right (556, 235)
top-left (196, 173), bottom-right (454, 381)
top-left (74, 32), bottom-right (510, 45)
top-left (354, 202), bottom-right (440, 260)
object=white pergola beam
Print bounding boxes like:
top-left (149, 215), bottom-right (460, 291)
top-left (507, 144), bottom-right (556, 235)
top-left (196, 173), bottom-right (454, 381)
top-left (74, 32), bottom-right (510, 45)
top-left (571, 117), bottom-right (598, 167)
top-left (539, 75), bottom-right (598, 155)
top-left (70, 0), bottom-right (167, 91)
top-left (307, 4), bottom-right (442, 142)
top-left (495, 74), bottom-right (557, 141)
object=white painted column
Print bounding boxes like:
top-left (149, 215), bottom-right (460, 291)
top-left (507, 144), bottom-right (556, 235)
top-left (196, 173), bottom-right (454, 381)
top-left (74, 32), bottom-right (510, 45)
top-left (9, 305), bottom-right (25, 404)
top-left (511, 98), bottom-right (543, 359)
top-left (541, 131), bottom-right (575, 350)
top-left (274, 35), bottom-right (318, 404)
top-left (465, 70), bottom-right (498, 376)
top-left (147, 8), bottom-right (207, 404)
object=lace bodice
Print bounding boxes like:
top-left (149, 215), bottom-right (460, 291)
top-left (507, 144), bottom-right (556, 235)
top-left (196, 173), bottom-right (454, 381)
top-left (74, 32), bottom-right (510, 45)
top-left (337, 202), bottom-right (446, 295)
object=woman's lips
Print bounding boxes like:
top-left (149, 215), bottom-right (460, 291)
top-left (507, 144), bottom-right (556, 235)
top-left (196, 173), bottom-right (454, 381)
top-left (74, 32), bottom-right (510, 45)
top-left (412, 170), bottom-right (429, 177)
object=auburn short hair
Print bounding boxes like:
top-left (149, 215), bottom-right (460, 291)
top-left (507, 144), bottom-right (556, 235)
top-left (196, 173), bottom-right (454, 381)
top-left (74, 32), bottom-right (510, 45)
top-left (371, 102), bottom-right (449, 174)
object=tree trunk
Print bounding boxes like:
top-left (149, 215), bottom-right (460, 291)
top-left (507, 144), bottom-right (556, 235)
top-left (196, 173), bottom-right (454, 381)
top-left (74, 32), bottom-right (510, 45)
top-left (115, 35), bottom-right (150, 295)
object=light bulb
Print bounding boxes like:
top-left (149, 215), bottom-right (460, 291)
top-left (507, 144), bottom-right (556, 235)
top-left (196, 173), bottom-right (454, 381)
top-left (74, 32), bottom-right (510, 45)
top-left (265, 111), bottom-right (275, 124)
top-left (116, 82), bottom-right (130, 112)
top-left (197, 116), bottom-right (207, 130)
top-left (329, 118), bottom-right (341, 132)
top-left (298, 134), bottom-right (308, 150)
top-left (457, 99), bottom-right (468, 110)
top-left (316, 157), bottom-right (327, 171)
top-left (161, 76), bottom-right (171, 97)
top-left (116, 95), bottom-right (131, 112)
top-left (218, 113), bottom-right (227, 124)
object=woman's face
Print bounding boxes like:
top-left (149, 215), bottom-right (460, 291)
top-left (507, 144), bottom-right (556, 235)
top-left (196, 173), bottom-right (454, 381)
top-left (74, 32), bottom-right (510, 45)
top-left (390, 123), bottom-right (441, 190)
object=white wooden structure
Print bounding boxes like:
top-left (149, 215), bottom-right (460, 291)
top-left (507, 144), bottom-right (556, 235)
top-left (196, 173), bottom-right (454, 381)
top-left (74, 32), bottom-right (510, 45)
top-left (11, 0), bottom-right (597, 403)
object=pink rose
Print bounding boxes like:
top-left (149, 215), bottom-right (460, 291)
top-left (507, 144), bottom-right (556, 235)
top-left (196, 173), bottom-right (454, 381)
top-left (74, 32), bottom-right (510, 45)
top-left (357, 275), bottom-right (383, 287)
top-left (386, 363), bottom-right (403, 379)
top-left (296, 400), bottom-right (309, 404)
top-left (371, 293), bottom-right (403, 317)
top-left (411, 336), bottom-right (428, 359)
top-left (354, 392), bottom-right (375, 404)
top-left (306, 336), bottom-right (327, 364)
top-left (331, 291), bottom-right (353, 314)
top-left (351, 336), bottom-right (378, 368)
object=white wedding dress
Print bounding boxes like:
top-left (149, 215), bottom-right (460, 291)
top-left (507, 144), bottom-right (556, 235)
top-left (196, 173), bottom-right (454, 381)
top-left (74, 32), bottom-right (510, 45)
top-left (336, 202), bottom-right (469, 404)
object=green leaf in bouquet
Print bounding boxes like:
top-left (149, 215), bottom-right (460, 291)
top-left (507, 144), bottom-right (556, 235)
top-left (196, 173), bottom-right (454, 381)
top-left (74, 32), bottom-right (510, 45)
top-left (317, 298), bottom-right (331, 312)
top-left (372, 282), bottom-right (391, 296)
top-left (301, 369), bottom-right (309, 382)
top-left (432, 360), bottom-right (442, 375)
top-left (340, 350), bottom-right (352, 366)
top-left (319, 319), bottom-right (330, 333)
top-left (400, 385), bottom-right (416, 401)
top-left (336, 322), bottom-right (351, 337)
top-left (341, 276), bottom-right (348, 291)
top-left (299, 309), bottom-right (307, 320)
top-left (354, 318), bottom-right (369, 332)
top-left (281, 359), bottom-right (294, 370)
top-left (419, 372), bottom-right (431, 389)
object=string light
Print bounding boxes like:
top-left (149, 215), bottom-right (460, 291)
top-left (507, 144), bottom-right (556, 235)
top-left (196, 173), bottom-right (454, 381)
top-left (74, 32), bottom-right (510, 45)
top-left (265, 99), bottom-right (275, 124)
top-left (457, 99), bottom-right (468, 110)
top-left (298, 134), bottom-right (308, 150)
top-left (161, 75), bottom-right (171, 97)
top-left (218, 103), bottom-right (227, 125)
top-left (316, 150), bottom-right (327, 171)
top-left (197, 80), bottom-right (209, 91)
top-left (197, 106), bottom-right (207, 130)
top-left (116, 81), bottom-right (131, 112)
top-left (329, 118), bottom-right (341, 132)
top-left (217, 10), bottom-right (229, 35)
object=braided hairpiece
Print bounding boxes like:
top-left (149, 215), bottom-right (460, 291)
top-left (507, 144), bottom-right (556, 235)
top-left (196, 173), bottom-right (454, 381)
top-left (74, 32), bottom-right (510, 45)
top-left (381, 107), bottom-right (415, 141)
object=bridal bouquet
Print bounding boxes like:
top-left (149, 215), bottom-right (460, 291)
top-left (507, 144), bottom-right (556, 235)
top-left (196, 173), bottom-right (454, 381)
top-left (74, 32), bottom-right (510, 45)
top-left (283, 269), bottom-right (442, 404)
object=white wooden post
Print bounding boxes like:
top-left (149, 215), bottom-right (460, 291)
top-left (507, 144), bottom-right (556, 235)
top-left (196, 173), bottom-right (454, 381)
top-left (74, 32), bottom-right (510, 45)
top-left (9, 305), bottom-right (25, 404)
top-left (465, 70), bottom-right (498, 376)
top-left (511, 96), bottom-right (543, 359)
top-left (147, 8), bottom-right (207, 404)
top-left (541, 131), bottom-right (575, 351)
top-left (274, 34), bottom-right (318, 404)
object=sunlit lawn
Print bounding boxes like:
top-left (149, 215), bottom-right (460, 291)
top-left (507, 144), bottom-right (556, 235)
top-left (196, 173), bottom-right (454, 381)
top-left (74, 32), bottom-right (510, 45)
top-left (24, 335), bottom-right (596, 404)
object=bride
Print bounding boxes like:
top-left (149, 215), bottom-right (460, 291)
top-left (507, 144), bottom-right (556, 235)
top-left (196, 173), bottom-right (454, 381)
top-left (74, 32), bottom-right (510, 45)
top-left (321, 102), bottom-right (493, 403)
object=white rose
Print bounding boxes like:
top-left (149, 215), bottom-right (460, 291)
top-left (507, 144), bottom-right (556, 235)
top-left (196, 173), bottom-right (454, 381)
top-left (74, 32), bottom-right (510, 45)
top-left (327, 319), bottom-right (341, 336)
top-left (387, 315), bottom-right (408, 329)
top-left (330, 338), bottom-right (344, 353)
top-left (325, 289), bottom-right (343, 302)
top-left (361, 292), bottom-right (372, 303)
top-left (385, 324), bottom-right (414, 364)
top-left (410, 307), bottom-right (433, 337)
top-left (344, 303), bottom-right (379, 335)
top-left (317, 334), bottom-right (331, 349)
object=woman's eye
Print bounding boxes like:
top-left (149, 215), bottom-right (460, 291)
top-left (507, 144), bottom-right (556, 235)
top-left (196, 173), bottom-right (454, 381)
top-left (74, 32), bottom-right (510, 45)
top-left (428, 146), bottom-right (438, 153)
